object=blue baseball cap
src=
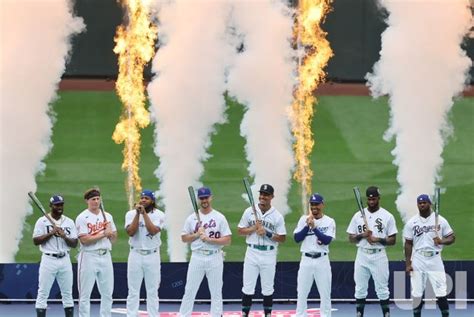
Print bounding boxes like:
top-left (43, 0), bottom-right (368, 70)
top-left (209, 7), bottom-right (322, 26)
top-left (417, 194), bottom-right (431, 204)
top-left (309, 193), bottom-right (324, 204)
top-left (197, 187), bottom-right (212, 198)
top-left (141, 190), bottom-right (156, 201)
top-left (50, 195), bottom-right (64, 205)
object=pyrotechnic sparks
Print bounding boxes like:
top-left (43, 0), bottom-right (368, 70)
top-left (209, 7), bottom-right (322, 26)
top-left (291, 0), bottom-right (333, 209)
top-left (113, 0), bottom-right (157, 208)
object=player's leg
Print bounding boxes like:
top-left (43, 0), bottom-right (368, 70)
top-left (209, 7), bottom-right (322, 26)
top-left (96, 254), bottom-right (114, 317)
top-left (260, 253), bottom-right (277, 317)
top-left (410, 258), bottom-right (427, 317)
top-left (426, 259), bottom-right (449, 317)
top-left (143, 252), bottom-right (161, 317)
top-left (55, 257), bottom-right (74, 314)
top-left (77, 252), bottom-right (97, 317)
top-left (126, 252), bottom-right (144, 317)
top-left (205, 253), bottom-right (224, 317)
top-left (354, 253), bottom-right (370, 316)
top-left (242, 249), bottom-right (259, 317)
top-left (370, 253), bottom-right (390, 316)
top-left (179, 255), bottom-right (206, 317)
top-left (35, 256), bottom-right (57, 313)
top-left (314, 257), bottom-right (332, 317)
top-left (295, 257), bottom-right (313, 317)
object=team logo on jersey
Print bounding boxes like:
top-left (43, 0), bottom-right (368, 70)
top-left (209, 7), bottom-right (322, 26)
top-left (374, 218), bottom-right (384, 233)
top-left (413, 224), bottom-right (439, 237)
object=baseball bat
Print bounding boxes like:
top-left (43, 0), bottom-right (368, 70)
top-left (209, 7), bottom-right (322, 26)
top-left (434, 187), bottom-right (440, 237)
top-left (243, 177), bottom-right (259, 221)
top-left (353, 187), bottom-right (369, 230)
top-left (187, 186), bottom-right (201, 223)
top-left (93, 185), bottom-right (108, 223)
top-left (28, 191), bottom-right (56, 227)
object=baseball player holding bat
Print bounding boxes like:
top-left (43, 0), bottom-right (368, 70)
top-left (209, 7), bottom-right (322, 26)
top-left (125, 190), bottom-right (165, 317)
top-left (294, 193), bottom-right (335, 317)
top-left (75, 188), bottom-right (117, 317)
top-left (403, 193), bottom-right (455, 317)
top-left (179, 186), bottom-right (232, 317)
top-left (346, 186), bottom-right (397, 317)
top-left (31, 193), bottom-right (78, 317)
top-left (238, 183), bottom-right (286, 317)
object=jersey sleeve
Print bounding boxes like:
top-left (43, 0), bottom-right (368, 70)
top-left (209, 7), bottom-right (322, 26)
top-left (68, 219), bottom-right (78, 239)
top-left (124, 211), bottom-right (134, 228)
top-left (293, 216), bottom-right (307, 234)
top-left (386, 214), bottom-right (398, 236)
top-left (275, 213), bottom-right (287, 235)
top-left (181, 215), bottom-right (194, 235)
top-left (346, 213), bottom-right (358, 234)
top-left (32, 218), bottom-right (45, 238)
top-left (76, 214), bottom-right (89, 236)
top-left (220, 215), bottom-right (232, 236)
top-left (329, 218), bottom-right (336, 239)
top-left (155, 211), bottom-right (165, 229)
top-left (441, 217), bottom-right (454, 237)
top-left (403, 221), bottom-right (414, 240)
top-left (107, 213), bottom-right (117, 232)
top-left (237, 209), bottom-right (251, 228)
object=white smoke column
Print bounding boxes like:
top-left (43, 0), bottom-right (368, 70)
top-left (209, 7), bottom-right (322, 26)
top-left (148, 0), bottom-right (235, 261)
top-left (366, 0), bottom-right (471, 222)
top-left (227, 0), bottom-right (295, 215)
top-left (0, 0), bottom-right (84, 262)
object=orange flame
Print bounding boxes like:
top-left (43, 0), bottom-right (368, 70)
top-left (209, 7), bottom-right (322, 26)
top-left (291, 0), bottom-right (333, 209)
top-left (113, 0), bottom-right (157, 208)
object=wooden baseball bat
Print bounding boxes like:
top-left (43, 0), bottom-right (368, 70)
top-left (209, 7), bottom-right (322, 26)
top-left (243, 178), bottom-right (259, 222)
top-left (353, 187), bottom-right (369, 230)
top-left (28, 191), bottom-right (56, 227)
top-left (187, 186), bottom-right (201, 223)
top-left (434, 187), bottom-right (440, 237)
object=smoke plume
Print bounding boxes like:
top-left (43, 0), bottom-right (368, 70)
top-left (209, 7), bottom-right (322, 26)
top-left (366, 0), bottom-right (471, 221)
top-left (0, 0), bottom-right (84, 262)
top-left (147, 0), bottom-right (235, 261)
top-left (227, 0), bottom-right (295, 215)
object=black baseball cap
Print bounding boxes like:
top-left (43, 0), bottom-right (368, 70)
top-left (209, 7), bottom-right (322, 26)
top-left (259, 184), bottom-right (274, 195)
top-left (366, 186), bottom-right (380, 198)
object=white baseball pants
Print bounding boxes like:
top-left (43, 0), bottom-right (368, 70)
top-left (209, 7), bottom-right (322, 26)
top-left (296, 255), bottom-right (332, 317)
top-left (179, 252), bottom-right (224, 317)
top-left (354, 249), bottom-right (389, 300)
top-left (35, 254), bottom-right (74, 309)
top-left (242, 247), bottom-right (277, 296)
top-left (126, 250), bottom-right (161, 317)
top-left (411, 253), bottom-right (447, 297)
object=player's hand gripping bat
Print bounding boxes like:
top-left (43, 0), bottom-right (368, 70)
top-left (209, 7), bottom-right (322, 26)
top-left (353, 187), bottom-right (369, 231)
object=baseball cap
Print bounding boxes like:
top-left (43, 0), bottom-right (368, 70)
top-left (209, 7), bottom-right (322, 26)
top-left (309, 193), bottom-right (324, 204)
top-left (417, 194), bottom-right (431, 204)
top-left (197, 187), bottom-right (212, 198)
top-left (50, 195), bottom-right (64, 205)
top-left (366, 186), bottom-right (380, 198)
top-left (259, 184), bottom-right (274, 195)
top-left (141, 189), bottom-right (156, 201)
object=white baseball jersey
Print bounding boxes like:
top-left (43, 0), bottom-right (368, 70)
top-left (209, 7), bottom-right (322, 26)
top-left (125, 208), bottom-right (165, 249)
top-left (33, 215), bottom-right (78, 253)
top-left (403, 213), bottom-right (453, 252)
top-left (238, 206), bottom-right (286, 247)
top-left (294, 215), bottom-right (336, 254)
top-left (76, 209), bottom-right (117, 251)
top-left (182, 209), bottom-right (232, 251)
top-left (346, 207), bottom-right (398, 249)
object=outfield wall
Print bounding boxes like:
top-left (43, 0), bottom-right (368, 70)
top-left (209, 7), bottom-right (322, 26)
top-left (0, 261), bottom-right (472, 301)
top-left (66, 0), bottom-right (474, 82)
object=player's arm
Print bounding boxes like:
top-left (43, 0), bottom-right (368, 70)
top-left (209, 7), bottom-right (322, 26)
top-left (142, 210), bottom-right (160, 235)
top-left (238, 224), bottom-right (258, 236)
top-left (370, 233), bottom-right (396, 246)
top-left (55, 228), bottom-right (78, 248)
top-left (269, 233), bottom-right (286, 243)
top-left (434, 232), bottom-right (455, 246)
top-left (126, 211), bottom-right (140, 237)
top-left (181, 232), bottom-right (200, 243)
top-left (78, 231), bottom-right (108, 246)
top-left (348, 231), bottom-right (370, 244)
top-left (201, 234), bottom-right (231, 246)
top-left (33, 228), bottom-right (58, 245)
top-left (404, 238), bottom-right (414, 273)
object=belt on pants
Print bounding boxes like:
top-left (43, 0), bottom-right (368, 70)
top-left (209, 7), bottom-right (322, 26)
top-left (131, 247), bottom-right (158, 255)
top-left (360, 248), bottom-right (383, 254)
top-left (44, 252), bottom-right (67, 258)
top-left (247, 244), bottom-right (275, 251)
top-left (303, 252), bottom-right (327, 259)
top-left (417, 250), bottom-right (440, 257)
top-left (193, 249), bottom-right (220, 256)
top-left (83, 249), bottom-right (109, 256)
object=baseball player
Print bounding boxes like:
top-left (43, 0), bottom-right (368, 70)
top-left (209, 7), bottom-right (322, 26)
top-left (76, 188), bottom-right (117, 317)
top-left (346, 186), bottom-right (397, 317)
top-left (179, 187), bottom-right (232, 317)
top-left (294, 193), bottom-right (336, 317)
top-left (125, 190), bottom-right (165, 317)
top-left (33, 194), bottom-right (78, 317)
top-left (238, 184), bottom-right (286, 317)
top-left (404, 194), bottom-right (455, 317)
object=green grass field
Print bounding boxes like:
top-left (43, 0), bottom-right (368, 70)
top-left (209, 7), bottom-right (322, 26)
top-left (15, 91), bottom-right (474, 262)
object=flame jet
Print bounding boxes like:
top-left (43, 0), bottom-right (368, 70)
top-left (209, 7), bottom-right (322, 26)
top-left (113, 0), bottom-right (158, 208)
top-left (290, 0), bottom-right (333, 209)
